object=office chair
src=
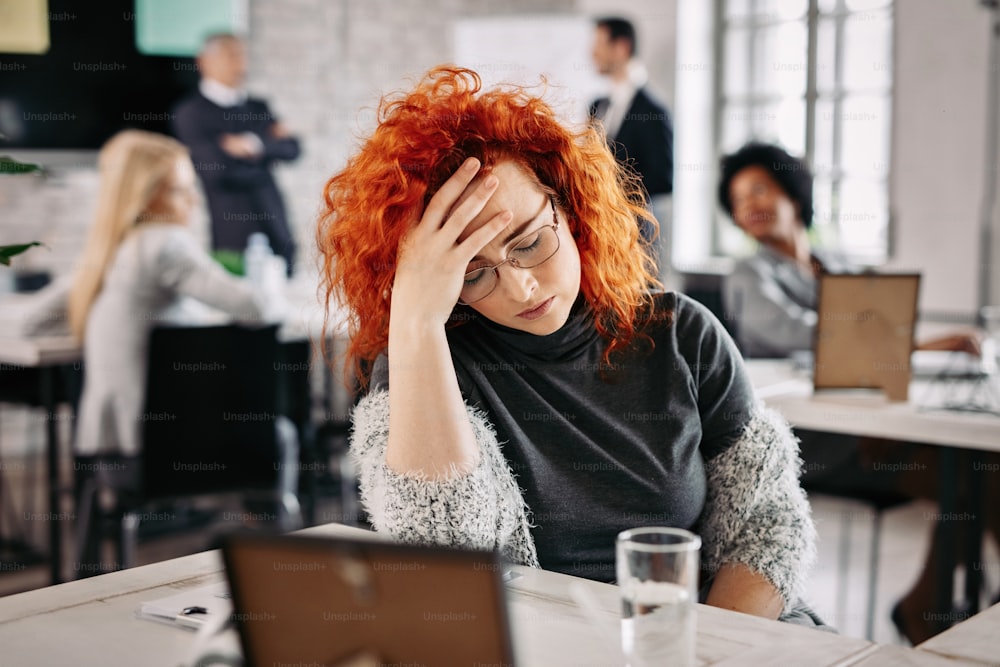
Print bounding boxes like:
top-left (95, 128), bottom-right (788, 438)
top-left (74, 324), bottom-right (302, 572)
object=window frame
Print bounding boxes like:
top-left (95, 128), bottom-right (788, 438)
top-left (711, 0), bottom-right (895, 265)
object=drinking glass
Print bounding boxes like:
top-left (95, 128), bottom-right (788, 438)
top-left (616, 527), bottom-right (700, 667)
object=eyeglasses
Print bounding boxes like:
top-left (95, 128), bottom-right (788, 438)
top-left (458, 197), bottom-right (561, 305)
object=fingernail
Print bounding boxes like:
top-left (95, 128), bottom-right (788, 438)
top-left (484, 175), bottom-right (498, 188)
top-left (465, 158), bottom-right (480, 171)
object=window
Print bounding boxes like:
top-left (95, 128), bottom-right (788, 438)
top-left (688, 0), bottom-right (893, 265)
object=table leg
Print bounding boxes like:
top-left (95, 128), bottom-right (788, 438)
top-left (937, 447), bottom-right (957, 635)
top-left (963, 450), bottom-right (984, 616)
top-left (40, 365), bottom-right (62, 585)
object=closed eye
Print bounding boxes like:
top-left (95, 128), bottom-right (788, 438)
top-left (511, 230), bottom-right (543, 254)
top-left (463, 268), bottom-right (489, 285)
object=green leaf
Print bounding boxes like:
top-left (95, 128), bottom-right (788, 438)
top-left (0, 242), bottom-right (43, 266)
top-left (0, 156), bottom-right (44, 175)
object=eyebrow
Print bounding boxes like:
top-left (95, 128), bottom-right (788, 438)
top-left (498, 197), bottom-right (553, 247)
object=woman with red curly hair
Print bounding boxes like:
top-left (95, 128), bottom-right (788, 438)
top-left (318, 66), bottom-right (824, 627)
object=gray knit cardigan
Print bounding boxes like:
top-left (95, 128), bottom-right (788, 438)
top-left (349, 388), bottom-right (816, 613)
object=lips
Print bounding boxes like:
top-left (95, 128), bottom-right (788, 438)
top-left (741, 211), bottom-right (772, 228)
top-left (517, 297), bottom-right (554, 320)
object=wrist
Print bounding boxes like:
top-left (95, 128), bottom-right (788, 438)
top-left (388, 299), bottom-right (453, 334)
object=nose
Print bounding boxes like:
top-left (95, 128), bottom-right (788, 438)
top-left (497, 262), bottom-right (537, 302)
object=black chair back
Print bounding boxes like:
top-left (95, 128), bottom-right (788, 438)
top-left (142, 324), bottom-right (282, 499)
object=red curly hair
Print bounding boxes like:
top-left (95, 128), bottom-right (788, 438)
top-left (317, 66), bottom-right (661, 383)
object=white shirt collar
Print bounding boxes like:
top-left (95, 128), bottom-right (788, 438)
top-left (199, 78), bottom-right (248, 108)
top-left (602, 61), bottom-right (649, 139)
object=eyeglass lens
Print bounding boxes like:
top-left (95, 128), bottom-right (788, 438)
top-left (459, 215), bottom-right (560, 304)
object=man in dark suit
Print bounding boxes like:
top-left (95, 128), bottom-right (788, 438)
top-left (589, 17), bottom-right (673, 245)
top-left (172, 33), bottom-right (300, 273)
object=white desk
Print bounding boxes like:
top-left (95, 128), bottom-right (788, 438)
top-left (746, 359), bottom-right (1000, 631)
top-left (915, 602), bottom-right (1000, 665)
top-left (0, 522), bottom-right (884, 667)
top-left (0, 334), bottom-right (83, 585)
top-left (746, 359), bottom-right (1000, 453)
top-left (841, 644), bottom-right (989, 666)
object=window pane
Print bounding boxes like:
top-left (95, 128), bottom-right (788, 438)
top-left (814, 97), bottom-right (836, 177)
top-left (720, 103), bottom-right (752, 152)
top-left (725, 0), bottom-right (752, 20)
top-left (811, 177), bottom-right (834, 238)
top-left (846, 0), bottom-right (891, 11)
top-left (816, 17), bottom-right (838, 93)
top-left (754, 23), bottom-right (808, 97)
top-left (723, 27), bottom-right (751, 98)
top-left (840, 96), bottom-right (890, 180)
top-left (842, 11), bottom-right (892, 91)
top-left (757, 0), bottom-right (809, 22)
top-left (757, 99), bottom-right (806, 155)
top-left (837, 179), bottom-right (888, 261)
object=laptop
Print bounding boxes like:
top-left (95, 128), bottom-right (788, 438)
top-left (221, 532), bottom-right (516, 667)
top-left (813, 272), bottom-right (921, 401)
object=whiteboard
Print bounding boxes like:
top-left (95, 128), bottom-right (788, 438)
top-left (452, 15), bottom-right (608, 127)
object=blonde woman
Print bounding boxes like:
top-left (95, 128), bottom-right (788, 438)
top-left (69, 129), bottom-right (285, 464)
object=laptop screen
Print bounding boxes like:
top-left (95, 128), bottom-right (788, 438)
top-left (222, 532), bottom-right (516, 667)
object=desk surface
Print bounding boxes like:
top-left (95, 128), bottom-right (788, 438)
top-left (841, 644), bottom-right (992, 666)
top-left (746, 359), bottom-right (1000, 452)
top-left (0, 522), bottom-right (884, 667)
top-left (915, 602), bottom-right (1000, 665)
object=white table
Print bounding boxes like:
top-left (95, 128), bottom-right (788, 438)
top-left (747, 359), bottom-right (1000, 452)
top-left (0, 522), bottom-right (885, 667)
top-left (841, 644), bottom-right (987, 666)
top-left (915, 601), bottom-right (1000, 665)
top-left (0, 334), bottom-right (83, 584)
top-left (746, 359), bottom-right (1000, 629)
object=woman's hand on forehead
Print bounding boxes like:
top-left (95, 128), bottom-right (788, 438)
top-left (389, 158), bottom-right (511, 327)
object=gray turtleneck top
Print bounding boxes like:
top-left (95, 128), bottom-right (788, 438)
top-left (352, 290), bottom-right (819, 617)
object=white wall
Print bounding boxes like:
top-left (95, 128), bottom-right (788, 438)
top-left (884, 0), bottom-right (996, 319)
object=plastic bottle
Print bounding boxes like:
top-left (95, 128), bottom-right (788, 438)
top-left (243, 232), bottom-right (272, 286)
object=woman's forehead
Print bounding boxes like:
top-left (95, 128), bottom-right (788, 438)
top-left (454, 161), bottom-right (547, 241)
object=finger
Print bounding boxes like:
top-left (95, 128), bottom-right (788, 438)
top-left (439, 172), bottom-right (500, 237)
top-left (421, 157), bottom-right (483, 226)
top-left (455, 209), bottom-right (512, 261)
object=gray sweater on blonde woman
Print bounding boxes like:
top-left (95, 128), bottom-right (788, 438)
top-left (76, 223), bottom-right (279, 457)
top-left (350, 292), bottom-right (818, 616)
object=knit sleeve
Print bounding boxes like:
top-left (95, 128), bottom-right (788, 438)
top-left (348, 388), bottom-right (539, 568)
top-left (699, 403), bottom-right (817, 610)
